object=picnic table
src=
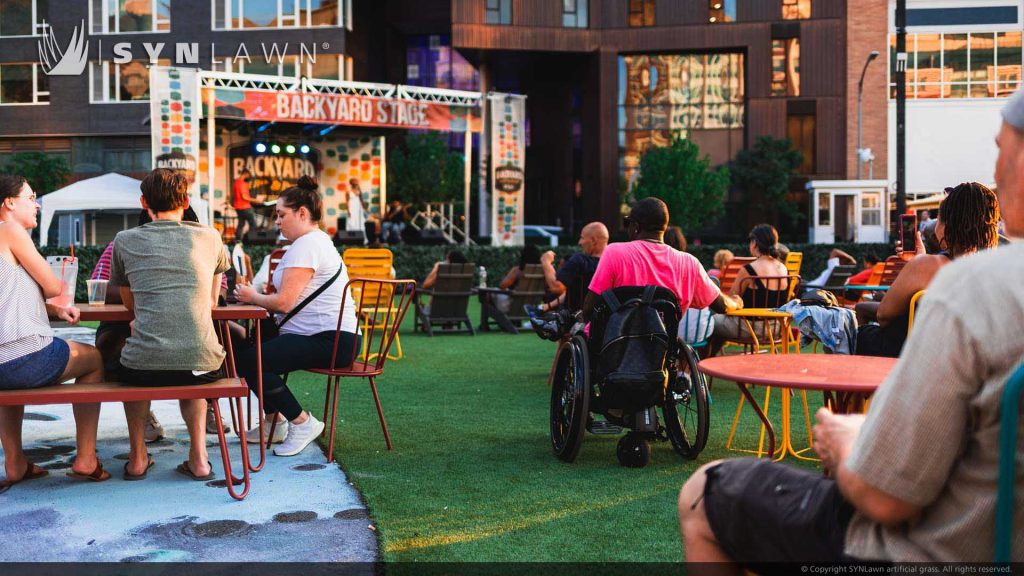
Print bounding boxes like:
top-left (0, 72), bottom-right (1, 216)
top-left (699, 354), bottom-right (897, 460)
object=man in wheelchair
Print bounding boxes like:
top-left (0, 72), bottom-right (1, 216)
top-left (549, 198), bottom-right (741, 467)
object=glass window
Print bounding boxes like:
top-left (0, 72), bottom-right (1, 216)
top-left (91, 0), bottom-right (168, 33)
top-left (708, 0), bottom-right (735, 23)
top-left (485, 0), bottom-right (510, 25)
top-left (787, 113), bottom-right (815, 174)
top-left (771, 38), bottom-right (801, 96)
top-left (969, 33), bottom-right (995, 98)
top-left (782, 0), bottom-right (810, 20)
top-left (0, 63), bottom-right (47, 104)
top-left (891, 31), bottom-right (1022, 100)
top-left (242, 0), bottom-right (276, 27)
top-left (818, 192), bottom-right (830, 226)
top-left (944, 34), bottom-right (968, 98)
top-left (89, 60), bottom-right (167, 103)
top-left (213, 0), bottom-right (342, 29)
top-left (861, 192), bottom-right (881, 226)
top-left (997, 31), bottom-right (1022, 96)
top-left (562, 0), bottom-right (587, 28)
top-left (0, 0), bottom-right (46, 36)
top-left (629, 0), bottom-right (654, 27)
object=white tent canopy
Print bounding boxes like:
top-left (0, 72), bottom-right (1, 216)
top-left (39, 173), bottom-right (208, 246)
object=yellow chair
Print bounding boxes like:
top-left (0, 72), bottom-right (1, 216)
top-left (784, 251), bottom-right (803, 279)
top-left (907, 290), bottom-right (927, 337)
top-left (342, 248), bottom-right (404, 360)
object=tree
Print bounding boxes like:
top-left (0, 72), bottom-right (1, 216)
top-left (730, 136), bottom-right (804, 228)
top-left (632, 137), bottom-right (730, 235)
top-left (387, 133), bottom-right (465, 204)
top-left (0, 152), bottom-right (71, 196)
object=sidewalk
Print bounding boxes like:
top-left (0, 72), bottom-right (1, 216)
top-left (0, 328), bottom-right (378, 562)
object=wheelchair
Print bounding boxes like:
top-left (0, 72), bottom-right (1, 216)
top-left (548, 286), bottom-right (710, 467)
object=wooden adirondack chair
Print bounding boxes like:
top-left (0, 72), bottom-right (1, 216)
top-left (784, 251), bottom-right (803, 278)
top-left (480, 263), bottom-right (546, 334)
top-left (415, 262), bottom-right (476, 336)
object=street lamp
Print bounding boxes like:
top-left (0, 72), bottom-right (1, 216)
top-left (857, 50), bottom-right (880, 180)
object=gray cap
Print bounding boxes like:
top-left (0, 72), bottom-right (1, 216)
top-left (1004, 88), bottom-right (1024, 131)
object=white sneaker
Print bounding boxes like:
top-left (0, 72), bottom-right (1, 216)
top-left (245, 417), bottom-right (289, 444)
top-left (274, 414), bottom-right (325, 457)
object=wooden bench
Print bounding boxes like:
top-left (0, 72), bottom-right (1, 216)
top-left (0, 378), bottom-right (253, 500)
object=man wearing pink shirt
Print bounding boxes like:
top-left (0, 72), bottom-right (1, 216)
top-left (583, 198), bottom-right (742, 321)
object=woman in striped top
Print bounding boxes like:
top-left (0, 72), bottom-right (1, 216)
top-left (0, 175), bottom-right (109, 489)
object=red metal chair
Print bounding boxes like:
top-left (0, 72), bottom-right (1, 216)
top-left (310, 278), bottom-right (416, 462)
top-left (263, 248), bottom-right (288, 295)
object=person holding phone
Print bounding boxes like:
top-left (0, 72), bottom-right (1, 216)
top-left (856, 182), bottom-right (1000, 357)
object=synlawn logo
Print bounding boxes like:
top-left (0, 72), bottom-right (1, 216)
top-left (37, 20), bottom-right (88, 76)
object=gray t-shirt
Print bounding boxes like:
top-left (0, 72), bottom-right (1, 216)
top-left (844, 240), bottom-right (1024, 561)
top-left (110, 220), bottom-right (230, 371)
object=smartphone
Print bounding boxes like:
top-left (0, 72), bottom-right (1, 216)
top-left (900, 214), bottom-right (918, 253)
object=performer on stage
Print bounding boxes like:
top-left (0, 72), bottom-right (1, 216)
top-left (346, 178), bottom-right (368, 241)
top-left (232, 169), bottom-right (258, 242)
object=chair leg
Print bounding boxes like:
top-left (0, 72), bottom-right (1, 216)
top-left (326, 376), bottom-right (342, 463)
top-left (424, 317), bottom-right (434, 337)
top-left (368, 376), bottom-right (393, 450)
top-left (466, 317), bottom-right (476, 336)
top-left (322, 375), bottom-right (334, 439)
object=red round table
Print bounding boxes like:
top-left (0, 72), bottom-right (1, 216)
top-left (698, 354), bottom-right (897, 459)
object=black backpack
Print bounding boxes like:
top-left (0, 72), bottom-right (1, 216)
top-left (593, 286), bottom-right (679, 412)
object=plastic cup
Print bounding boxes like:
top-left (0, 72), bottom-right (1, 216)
top-left (46, 256), bottom-right (78, 308)
top-left (86, 279), bottom-right (109, 306)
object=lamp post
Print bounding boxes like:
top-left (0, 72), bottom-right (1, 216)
top-left (857, 50), bottom-right (880, 180)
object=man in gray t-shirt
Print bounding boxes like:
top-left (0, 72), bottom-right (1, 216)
top-left (110, 169), bottom-right (230, 482)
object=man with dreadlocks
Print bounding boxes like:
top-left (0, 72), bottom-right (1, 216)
top-left (677, 89), bottom-right (1024, 567)
top-left (854, 181), bottom-right (1001, 357)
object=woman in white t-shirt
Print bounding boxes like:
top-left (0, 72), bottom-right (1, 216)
top-left (234, 177), bottom-right (358, 457)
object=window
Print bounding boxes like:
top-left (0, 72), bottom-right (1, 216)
top-left (817, 192), bottom-right (830, 226)
top-left (708, 0), bottom-right (735, 23)
top-left (90, 0), bottom-right (170, 33)
top-left (212, 0), bottom-right (345, 29)
top-left (213, 54), bottom-right (344, 80)
top-left (629, 0), bottom-right (654, 27)
top-left (861, 192), bottom-right (881, 226)
top-left (782, 0), bottom-right (810, 20)
top-left (89, 60), bottom-right (169, 103)
top-left (484, 0), bottom-right (510, 25)
top-left (889, 31), bottom-right (1022, 99)
top-left (771, 38), bottom-right (801, 96)
top-left (563, 0), bottom-right (587, 28)
top-left (618, 53), bottom-right (745, 182)
top-left (787, 113), bottom-right (816, 174)
top-left (0, 63), bottom-right (48, 104)
top-left (0, 0), bottom-right (47, 37)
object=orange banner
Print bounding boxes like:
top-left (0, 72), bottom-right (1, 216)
top-left (207, 88), bottom-right (481, 133)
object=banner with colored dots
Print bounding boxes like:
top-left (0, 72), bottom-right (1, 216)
top-left (489, 93), bottom-right (526, 247)
top-left (150, 67), bottom-right (200, 203)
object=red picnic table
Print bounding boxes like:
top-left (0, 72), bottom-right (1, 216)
top-left (698, 354), bottom-right (897, 460)
top-left (77, 304), bottom-right (271, 492)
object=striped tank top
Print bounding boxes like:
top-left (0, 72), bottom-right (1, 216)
top-left (0, 255), bottom-right (53, 365)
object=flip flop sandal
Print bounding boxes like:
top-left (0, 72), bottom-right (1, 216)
top-left (0, 461), bottom-right (49, 493)
top-left (123, 455), bottom-right (155, 481)
top-left (66, 461), bottom-right (111, 483)
top-left (175, 461), bottom-right (215, 481)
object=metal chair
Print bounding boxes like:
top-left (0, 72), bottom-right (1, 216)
top-left (342, 248), bottom-right (404, 359)
top-left (906, 290), bottom-right (927, 337)
top-left (310, 278), bottom-right (416, 461)
top-left (262, 248), bottom-right (288, 295)
top-left (718, 257), bottom-right (756, 293)
top-left (784, 251), bottom-right (803, 279)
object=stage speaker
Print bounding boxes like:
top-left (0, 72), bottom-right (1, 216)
top-left (242, 230), bottom-right (276, 245)
top-left (415, 228), bottom-right (448, 245)
top-left (334, 230), bottom-right (366, 246)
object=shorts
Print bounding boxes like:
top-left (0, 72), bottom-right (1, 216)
top-left (703, 458), bottom-right (855, 568)
top-left (118, 363), bottom-right (226, 387)
top-left (0, 338), bottom-right (71, 390)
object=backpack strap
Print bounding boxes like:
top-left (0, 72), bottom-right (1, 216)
top-left (601, 289), bottom-right (622, 313)
top-left (641, 285), bottom-right (657, 305)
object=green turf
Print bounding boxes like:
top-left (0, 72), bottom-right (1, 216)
top-left (287, 302), bottom-right (826, 562)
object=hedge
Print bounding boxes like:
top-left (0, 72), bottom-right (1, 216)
top-left (43, 241), bottom-right (891, 303)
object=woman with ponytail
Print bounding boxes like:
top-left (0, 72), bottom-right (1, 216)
top-left (234, 176), bottom-right (359, 457)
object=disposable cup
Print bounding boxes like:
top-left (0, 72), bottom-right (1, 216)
top-left (46, 256), bottom-right (78, 308)
top-left (86, 279), bottom-right (109, 306)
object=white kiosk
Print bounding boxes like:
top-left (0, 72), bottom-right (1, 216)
top-left (806, 180), bottom-right (890, 244)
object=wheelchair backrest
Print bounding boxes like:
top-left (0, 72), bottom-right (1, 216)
top-left (590, 286), bottom-right (680, 385)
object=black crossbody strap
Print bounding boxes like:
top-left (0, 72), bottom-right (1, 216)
top-left (277, 265), bottom-right (343, 329)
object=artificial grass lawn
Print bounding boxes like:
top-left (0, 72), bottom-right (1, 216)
top-left (287, 301), bottom-right (827, 562)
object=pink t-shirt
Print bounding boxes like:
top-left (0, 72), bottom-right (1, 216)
top-left (588, 240), bottom-right (720, 310)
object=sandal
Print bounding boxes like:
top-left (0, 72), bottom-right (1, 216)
top-left (0, 461), bottom-right (49, 493)
top-left (66, 461), bottom-right (111, 483)
top-left (123, 455), bottom-right (154, 481)
top-left (175, 461), bottom-right (215, 481)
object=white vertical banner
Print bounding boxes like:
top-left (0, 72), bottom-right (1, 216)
top-left (150, 66), bottom-right (202, 218)
top-left (489, 93), bottom-right (526, 246)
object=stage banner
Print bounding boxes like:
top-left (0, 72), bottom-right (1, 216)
top-left (490, 93), bottom-right (526, 246)
top-left (150, 67), bottom-right (201, 202)
top-left (205, 88), bottom-right (482, 133)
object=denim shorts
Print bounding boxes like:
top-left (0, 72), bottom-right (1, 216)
top-left (0, 338), bottom-right (71, 390)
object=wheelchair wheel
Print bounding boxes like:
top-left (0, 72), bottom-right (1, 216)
top-left (663, 343), bottom-right (710, 460)
top-left (550, 335), bottom-right (590, 462)
top-left (616, 432), bottom-right (652, 468)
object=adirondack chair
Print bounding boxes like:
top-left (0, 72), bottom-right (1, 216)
top-left (479, 263), bottom-right (546, 334)
top-left (342, 248), bottom-right (405, 360)
top-left (880, 255), bottom-right (908, 286)
top-left (784, 251), bottom-right (803, 278)
top-left (415, 262), bottom-right (476, 336)
top-left (718, 257), bottom-right (756, 293)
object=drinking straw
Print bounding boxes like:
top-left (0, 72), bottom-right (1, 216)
top-left (69, 244), bottom-right (75, 260)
